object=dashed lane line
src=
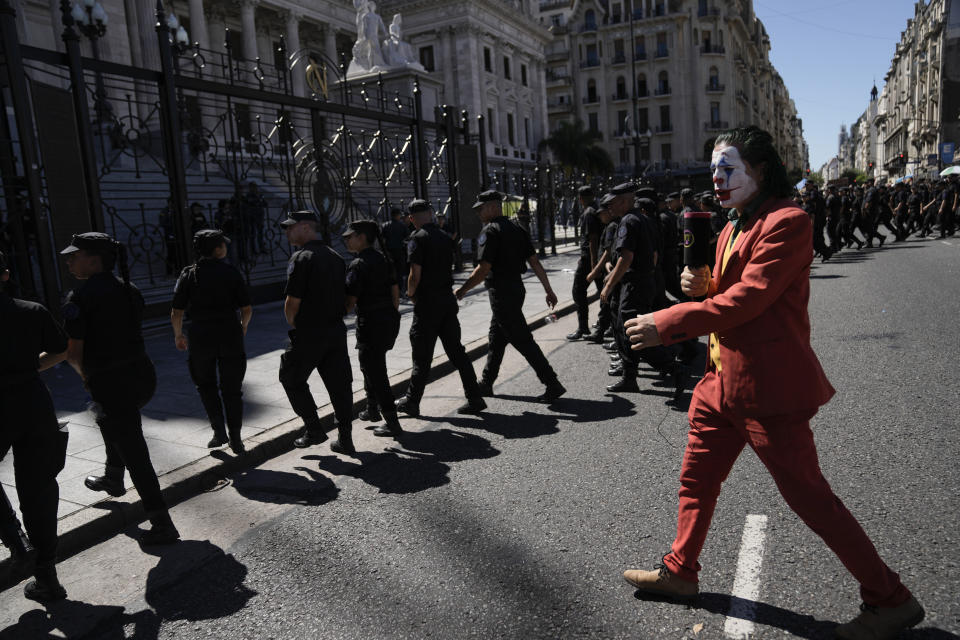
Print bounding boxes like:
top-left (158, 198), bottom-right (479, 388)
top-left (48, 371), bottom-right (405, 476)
top-left (723, 514), bottom-right (769, 639)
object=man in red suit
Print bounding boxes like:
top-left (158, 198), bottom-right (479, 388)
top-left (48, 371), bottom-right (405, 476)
top-left (621, 127), bottom-right (924, 640)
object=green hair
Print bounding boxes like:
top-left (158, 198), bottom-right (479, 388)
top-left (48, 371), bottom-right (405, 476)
top-left (714, 126), bottom-right (792, 198)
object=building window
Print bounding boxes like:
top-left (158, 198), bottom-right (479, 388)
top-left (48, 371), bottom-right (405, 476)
top-left (507, 113), bottom-right (515, 146)
top-left (640, 141), bottom-right (650, 161)
top-left (524, 117), bottom-right (531, 146)
top-left (614, 39), bottom-right (625, 63)
top-left (227, 29), bottom-right (243, 55)
top-left (661, 143), bottom-right (672, 161)
top-left (638, 107), bottom-right (649, 131)
top-left (709, 66), bottom-right (720, 89)
top-left (503, 56), bottom-right (512, 80)
top-left (484, 47), bottom-right (492, 72)
top-left (634, 35), bottom-right (646, 59)
top-left (585, 9), bottom-right (597, 30)
top-left (659, 104), bottom-right (671, 130)
top-left (657, 70), bottom-right (669, 94)
top-left (521, 64), bottom-right (528, 86)
top-left (616, 76), bottom-right (626, 99)
top-left (587, 79), bottom-right (598, 102)
top-left (588, 112), bottom-right (599, 134)
top-left (419, 46), bottom-right (435, 72)
top-left (656, 32), bottom-right (668, 57)
top-left (637, 73), bottom-right (648, 97)
top-left (612, 2), bottom-right (622, 22)
top-left (487, 107), bottom-right (495, 141)
top-left (710, 101), bottom-right (720, 124)
top-left (272, 40), bottom-right (285, 70)
top-left (617, 110), bottom-right (628, 135)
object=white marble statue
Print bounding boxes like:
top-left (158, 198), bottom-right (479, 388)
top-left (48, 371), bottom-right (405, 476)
top-left (347, 3), bottom-right (426, 77)
top-left (382, 14), bottom-right (424, 70)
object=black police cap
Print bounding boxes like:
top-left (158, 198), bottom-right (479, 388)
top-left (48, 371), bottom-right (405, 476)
top-left (636, 198), bottom-right (657, 214)
top-left (279, 210), bottom-right (318, 228)
top-left (681, 188), bottom-right (693, 198)
top-left (609, 182), bottom-right (637, 196)
top-left (342, 219), bottom-right (379, 238)
top-left (636, 187), bottom-right (658, 201)
top-left (408, 199), bottom-right (432, 214)
top-left (193, 229), bottom-right (229, 255)
top-left (472, 190), bottom-right (503, 209)
top-left (597, 193), bottom-right (617, 209)
top-left (59, 232), bottom-right (117, 255)
top-left (578, 185), bottom-right (595, 197)
top-left (666, 191), bottom-right (681, 200)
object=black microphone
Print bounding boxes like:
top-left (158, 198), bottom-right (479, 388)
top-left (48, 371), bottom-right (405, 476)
top-left (683, 211), bottom-right (713, 268)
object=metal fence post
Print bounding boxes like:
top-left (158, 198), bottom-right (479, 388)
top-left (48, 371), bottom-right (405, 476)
top-left (412, 79), bottom-right (429, 199)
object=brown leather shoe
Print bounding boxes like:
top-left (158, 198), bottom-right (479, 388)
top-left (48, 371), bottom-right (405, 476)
top-left (834, 595), bottom-right (925, 640)
top-left (623, 564), bottom-right (698, 601)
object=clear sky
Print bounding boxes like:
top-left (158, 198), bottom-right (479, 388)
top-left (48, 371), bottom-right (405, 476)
top-left (752, 0), bottom-right (922, 171)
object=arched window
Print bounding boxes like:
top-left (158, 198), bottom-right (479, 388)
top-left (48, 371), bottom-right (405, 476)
top-left (637, 73), bottom-right (648, 96)
top-left (616, 76), bottom-right (626, 99)
top-left (658, 70), bottom-right (669, 94)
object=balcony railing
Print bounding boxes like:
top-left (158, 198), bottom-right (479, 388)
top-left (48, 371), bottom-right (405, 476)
top-left (655, 124), bottom-right (673, 133)
top-left (580, 23), bottom-right (598, 33)
top-left (582, 95), bottom-right (600, 104)
top-left (546, 47), bottom-right (570, 61)
top-left (611, 92), bottom-right (629, 101)
top-left (546, 72), bottom-right (572, 84)
top-left (706, 82), bottom-right (725, 92)
top-left (547, 101), bottom-right (573, 112)
top-left (634, 50), bottom-right (647, 61)
top-left (700, 44), bottom-right (725, 55)
top-left (654, 87), bottom-right (671, 96)
top-left (539, 0), bottom-right (568, 10)
top-left (704, 120), bottom-right (729, 131)
top-left (655, 47), bottom-right (669, 58)
top-left (611, 53), bottom-right (626, 65)
top-left (549, 23), bottom-right (569, 35)
top-left (580, 57), bottom-right (601, 68)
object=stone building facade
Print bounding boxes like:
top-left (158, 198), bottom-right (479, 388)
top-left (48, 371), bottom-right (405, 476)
top-left (537, 0), bottom-right (806, 179)
top-left (873, 0), bottom-right (960, 180)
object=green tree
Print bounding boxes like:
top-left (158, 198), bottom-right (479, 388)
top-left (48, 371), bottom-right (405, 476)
top-left (840, 167), bottom-right (868, 184)
top-left (539, 119), bottom-right (613, 176)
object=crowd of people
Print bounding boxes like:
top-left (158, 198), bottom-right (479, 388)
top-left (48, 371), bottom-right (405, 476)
top-left (1, 123), bottom-right (946, 639)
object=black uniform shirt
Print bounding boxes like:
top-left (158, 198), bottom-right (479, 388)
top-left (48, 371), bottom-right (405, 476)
top-left (62, 272), bottom-right (147, 374)
top-left (476, 215), bottom-right (535, 288)
top-left (578, 204), bottom-right (600, 257)
top-left (614, 212), bottom-right (656, 279)
top-left (172, 258), bottom-right (250, 326)
top-left (407, 223), bottom-right (455, 297)
top-left (600, 220), bottom-right (619, 265)
top-left (382, 219), bottom-right (409, 252)
top-left (863, 187), bottom-right (878, 214)
top-left (285, 240), bottom-right (346, 329)
top-left (658, 210), bottom-right (679, 268)
top-left (346, 247), bottom-right (395, 315)
top-left (0, 292), bottom-right (67, 387)
top-left (908, 193), bottom-right (922, 213)
top-left (826, 194), bottom-right (841, 217)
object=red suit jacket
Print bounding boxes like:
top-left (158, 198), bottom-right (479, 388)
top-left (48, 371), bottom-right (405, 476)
top-left (654, 197), bottom-right (835, 418)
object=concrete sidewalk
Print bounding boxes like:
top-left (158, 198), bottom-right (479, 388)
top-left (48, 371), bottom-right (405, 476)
top-left (0, 246), bottom-right (589, 561)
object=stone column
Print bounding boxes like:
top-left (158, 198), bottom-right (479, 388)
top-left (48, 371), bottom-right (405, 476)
top-left (281, 9), bottom-right (304, 96)
top-left (206, 6), bottom-right (226, 52)
top-left (137, 0), bottom-right (161, 70)
top-left (240, 0), bottom-right (259, 63)
top-left (323, 23), bottom-right (339, 67)
top-left (187, 0), bottom-right (210, 50)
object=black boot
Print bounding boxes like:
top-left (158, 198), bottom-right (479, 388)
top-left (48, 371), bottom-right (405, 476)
top-left (477, 381), bottom-right (494, 397)
top-left (608, 365), bottom-right (624, 377)
top-left (227, 428), bottom-right (245, 455)
top-left (294, 423), bottom-right (329, 448)
top-left (536, 381), bottom-right (566, 404)
top-left (395, 396), bottom-right (420, 417)
top-left (0, 521), bottom-right (36, 578)
top-left (84, 465), bottom-right (125, 497)
top-left (330, 422), bottom-right (357, 455)
top-left (373, 417), bottom-right (404, 438)
top-left (566, 328), bottom-right (591, 341)
top-left (607, 376), bottom-right (639, 392)
top-left (207, 427), bottom-right (228, 449)
top-left (670, 365), bottom-right (688, 404)
top-left (140, 511), bottom-right (180, 546)
top-left (358, 405), bottom-right (382, 422)
top-left (457, 397), bottom-right (487, 415)
top-left (23, 564), bottom-right (66, 603)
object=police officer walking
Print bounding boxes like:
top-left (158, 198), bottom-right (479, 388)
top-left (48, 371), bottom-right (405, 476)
top-left (343, 220), bottom-right (404, 439)
top-left (381, 207), bottom-right (410, 292)
top-left (600, 184), bottom-right (685, 399)
top-left (396, 199), bottom-right (486, 416)
top-left (0, 251), bottom-right (69, 602)
top-left (567, 185), bottom-right (601, 341)
top-left (455, 191), bottom-right (566, 404)
top-left (59, 233), bottom-right (179, 545)
top-left (170, 230), bottom-right (252, 455)
top-left (278, 211), bottom-right (356, 455)
top-left (585, 195), bottom-right (618, 344)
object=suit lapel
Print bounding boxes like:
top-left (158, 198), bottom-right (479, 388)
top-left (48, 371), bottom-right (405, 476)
top-left (716, 198), bottom-right (782, 286)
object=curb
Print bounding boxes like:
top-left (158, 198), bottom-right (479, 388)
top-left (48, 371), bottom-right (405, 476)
top-left (40, 287), bottom-right (597, 566)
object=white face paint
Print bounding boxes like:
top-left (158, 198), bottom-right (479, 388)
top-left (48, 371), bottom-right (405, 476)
top-left (711, 144), bottom-right (759, 210)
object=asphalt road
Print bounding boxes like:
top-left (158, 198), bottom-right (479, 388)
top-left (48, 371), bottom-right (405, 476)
top-left (1, 235), bottom-right (958, 640)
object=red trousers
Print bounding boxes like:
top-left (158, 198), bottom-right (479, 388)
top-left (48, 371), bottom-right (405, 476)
top-left (662, 370), bottom-right (911, 607)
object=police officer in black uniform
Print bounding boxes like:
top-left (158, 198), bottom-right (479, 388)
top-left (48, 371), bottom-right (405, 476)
top-left (397, 199), bottom-right (486, 416)
top-left (170, 230), bottom-right (252, 455)
top-left (860, 179), bottom-right (886, 247)
top-left (456, 191), bottom-right (566, 403)
top-left (0, 251), bottom-right (69, 602)
top-left (825, 184), bottom-right (843, 252)
top-left (567, 185), bottom-right (601, 341)
top-left (585, 195), bottom-right (618, 344)
top-left (381, 208), bottom-right (410, 292)
top-left (59, 233), bottom-right (179, 545)
top-left (342, 220), bottom-right (403, 439)
top-left (279, 211), bottom-right (356, 455)
top-left (600, 184), bottom-right (685, 398)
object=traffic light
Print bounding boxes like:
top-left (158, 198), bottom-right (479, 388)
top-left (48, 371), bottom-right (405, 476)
top-left (805, 168), bottom-right (810, 175)
top-left (869, 162), bottom-right (874, 169)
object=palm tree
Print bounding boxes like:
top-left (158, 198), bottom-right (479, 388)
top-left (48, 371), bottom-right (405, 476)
top-left (539, 119), bottom-right (614, 176)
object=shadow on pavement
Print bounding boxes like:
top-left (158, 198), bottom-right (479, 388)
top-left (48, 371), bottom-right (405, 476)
top-left (0, 539), bottom-right (255, 640)
top-left (546, 395), bottom-right (637, 423)
top-left (306, 428), bottom-right (499, 494)
top-left (229, 466), bottom-right (339, 506)
top-left (423, 410), bottom-right (561, 440)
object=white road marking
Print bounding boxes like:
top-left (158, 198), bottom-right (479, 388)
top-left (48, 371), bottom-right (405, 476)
top-left (723, 514), bottom-right (769, 639)
top-left (942, 241), bottom-right (953, 246)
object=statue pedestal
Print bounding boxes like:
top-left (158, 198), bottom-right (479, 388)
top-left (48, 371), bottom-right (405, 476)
top-left (339, 67), bottom-right (445, 119)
